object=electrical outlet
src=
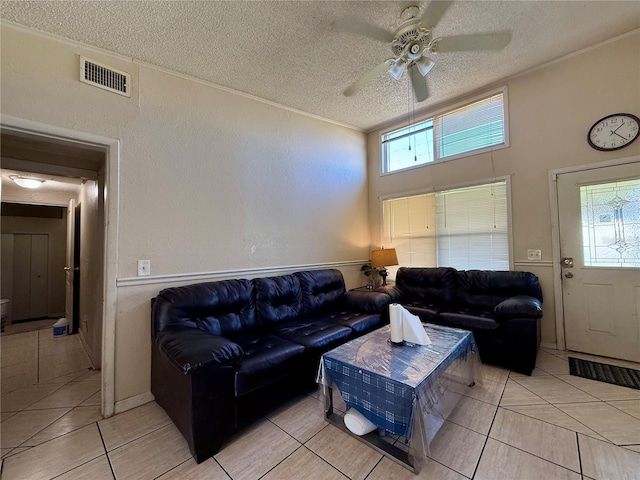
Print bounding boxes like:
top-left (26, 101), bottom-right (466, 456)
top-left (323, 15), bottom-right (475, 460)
top-left (137, 260), bottom-right (150, 276)
top-left (527, 249), bottom-right (542, 261)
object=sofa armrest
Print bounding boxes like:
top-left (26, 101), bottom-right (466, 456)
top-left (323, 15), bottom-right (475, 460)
top-left (156, 327), bottom-right (244, 374)
top-left (344, 291), bottom-right (391, 313)
top-left (494, 295), bottom-right (542, 319)
top-left (374, 285), bottom-right (404, 303)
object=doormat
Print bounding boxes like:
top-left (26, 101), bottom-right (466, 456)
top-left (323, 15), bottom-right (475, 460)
top-left (569, 357), bottom-right (640, 391)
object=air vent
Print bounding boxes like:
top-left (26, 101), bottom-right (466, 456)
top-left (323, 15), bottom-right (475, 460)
top-left (80, 56), bottom-right (131, 97)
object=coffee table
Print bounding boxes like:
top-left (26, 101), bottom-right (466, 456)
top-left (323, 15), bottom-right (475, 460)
top-left (318, 323), bottom-right (481, 472)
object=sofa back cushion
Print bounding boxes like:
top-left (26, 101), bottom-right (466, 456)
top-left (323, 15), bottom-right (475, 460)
top-left (396, 267), bottom-right (457, 304)
top-left (457, 270), bottom-right (543, 308)
top-left (254, 274), bottom-right (304, 326)
top-left (152, 279), bottom-right (257, 337)
top-left (295, 269), bottom-right (346, 315)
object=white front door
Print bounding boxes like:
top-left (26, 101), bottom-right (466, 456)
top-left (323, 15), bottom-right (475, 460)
top-left (557, 161), bottom-right (640, 362)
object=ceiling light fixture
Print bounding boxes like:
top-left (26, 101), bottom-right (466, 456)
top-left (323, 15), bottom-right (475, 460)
top-left (10, 175), bottom-right (45, 189)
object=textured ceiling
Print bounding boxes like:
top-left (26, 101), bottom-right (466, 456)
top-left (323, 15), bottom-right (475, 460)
top-left (2, 1), bottom-right (639, 131)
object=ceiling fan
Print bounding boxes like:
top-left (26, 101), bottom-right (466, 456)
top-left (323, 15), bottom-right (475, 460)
top-left (337, 1), bottom-right (511, 102)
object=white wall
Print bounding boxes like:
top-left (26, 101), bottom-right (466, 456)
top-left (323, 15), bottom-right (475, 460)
top-left (367, 32), bottom-right (640, 347)
top-left (76, 179), bottom-right (104, 368)
top-left (1, 24), bottom-right (370, 404)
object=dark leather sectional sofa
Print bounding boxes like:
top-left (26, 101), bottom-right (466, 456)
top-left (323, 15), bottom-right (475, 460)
top-left (151, 269), bottom-right (388, 463)
top-left (151, 266), bottom-right (543, 463)
top-left (377, 267), bottom-right (543, 376)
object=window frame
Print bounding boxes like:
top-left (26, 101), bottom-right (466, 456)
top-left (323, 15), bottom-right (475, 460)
top-left (379, 176), bottom-right (514, 274)
top-left (380, 86), bottom-right (510, 176)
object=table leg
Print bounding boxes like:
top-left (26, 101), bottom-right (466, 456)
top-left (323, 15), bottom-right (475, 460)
top-left (324, 384), bottom-right (334, 417)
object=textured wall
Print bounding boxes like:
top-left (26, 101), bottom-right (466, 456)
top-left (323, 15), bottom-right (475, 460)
top-left (1, 25), bottom-right (369, 403)
top-left (367, 32), bottom-right (640, 347)
top-left (76, 180), bottom-right (104, 368)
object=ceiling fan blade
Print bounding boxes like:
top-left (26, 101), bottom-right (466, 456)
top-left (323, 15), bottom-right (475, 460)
top-left (420, 0), bottom-right (453, 31)
top-left (409, 64), bottom-right (429, 102)
top-left (343, 60), bottom-right (392, 97)
top-left (434, 31), bottom-right (512, 52)
top-left (333, 17), bottom-right (395, 43)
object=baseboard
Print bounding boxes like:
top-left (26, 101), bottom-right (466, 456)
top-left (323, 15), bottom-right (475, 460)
top-left (77, 330), bottom-right (97, 370)
top-left (114, 391), bottom-right (156, 414)
top-left (540, 342), bottom-right (558, 350)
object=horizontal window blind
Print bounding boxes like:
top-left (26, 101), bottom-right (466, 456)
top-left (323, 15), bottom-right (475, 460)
top-left (436, 181), bottom-right (509, 270)
top-left (436, 93), bottom-right (505, 159)
top-left (383, 193), bottom-right (437, 277)
top-left (382, 180), bottom-right (509, 275)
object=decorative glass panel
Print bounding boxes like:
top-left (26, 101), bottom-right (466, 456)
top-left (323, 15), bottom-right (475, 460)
top-left (580, 178), bottom-right (640, 267)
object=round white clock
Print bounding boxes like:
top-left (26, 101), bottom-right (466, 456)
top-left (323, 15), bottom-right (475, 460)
top-left (588, 113), bottom-right (640, 151)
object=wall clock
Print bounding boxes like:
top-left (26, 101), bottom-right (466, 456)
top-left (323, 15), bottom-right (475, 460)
top-left (588, 113), bottom-right (640, 151)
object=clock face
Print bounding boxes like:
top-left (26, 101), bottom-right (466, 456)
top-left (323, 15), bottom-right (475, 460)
top-left (588, 113), bottom-right (640, 151)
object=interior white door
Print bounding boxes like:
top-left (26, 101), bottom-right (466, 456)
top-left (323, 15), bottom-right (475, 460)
top-left (29, 234), bottom-right (48, 318)
top-left (11, 233), bottom-right (49, 320)
top-left (12, 234), bottom-right (31, 321)
top-left (557, 161), bottom-right (640, 362)
top-left (65, 199), bottom-right (75, 326)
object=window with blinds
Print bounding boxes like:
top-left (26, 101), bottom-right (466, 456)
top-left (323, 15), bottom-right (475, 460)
top-left (382, 180), bottom-right (510, 275)
top-left (381, 89), bottom-right (507, 174)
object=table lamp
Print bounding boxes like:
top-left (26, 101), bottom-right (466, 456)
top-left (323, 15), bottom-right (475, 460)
top-left (371, 248), bottom-right (399, 286)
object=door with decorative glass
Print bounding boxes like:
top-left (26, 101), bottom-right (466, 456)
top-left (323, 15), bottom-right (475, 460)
top-left (557, 161), bottom-right (640, 362)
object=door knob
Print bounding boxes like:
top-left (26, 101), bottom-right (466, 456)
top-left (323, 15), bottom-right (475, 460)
top-left (564, 272), bottom-right (574, 278)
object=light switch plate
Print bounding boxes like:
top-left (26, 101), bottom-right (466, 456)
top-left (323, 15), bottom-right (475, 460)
top-left (137, 260), bottom-right (150, 276)
top-left (527, 249), bottom-right (542, 261)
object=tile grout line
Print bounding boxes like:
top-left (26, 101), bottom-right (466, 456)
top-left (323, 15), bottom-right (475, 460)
top-left (489, 436), bottom-right (583, 475)
top-left (14, 406), bottom-right (74, 449)
top-left (97, 421), bottom-right (118, 479)
top-left (507, 363), bottom-right (622, 445)
top-left (254, 416), bottom-right (304, 480)
top-left (469, 371), bottom-right (508, 479)
top-left (499, 403), bottom-right (611, 443)
top-left (37, 329), bottom-right (41, 384)
top-left (266, 409), bottom-right (380, 480)
top-left (212, 455), bottom-right (234, 480)
top-left (576, 431), bottom-right (584, 478)
top-left (362, 455), bottom-right (383, 479)
top-left (104, 421), bottom-right (172, 454)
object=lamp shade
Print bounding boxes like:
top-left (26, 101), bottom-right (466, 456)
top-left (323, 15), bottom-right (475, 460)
top-left (371, 248), bottom-right (399, 268)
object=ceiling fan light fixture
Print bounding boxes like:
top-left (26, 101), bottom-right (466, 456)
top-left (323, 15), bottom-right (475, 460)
top-left (10, 175), bottom-right (45, 189)
top-left (388, 57), bottom-right (408, 80)
top-left (416, 55), bottom-right (435, 76)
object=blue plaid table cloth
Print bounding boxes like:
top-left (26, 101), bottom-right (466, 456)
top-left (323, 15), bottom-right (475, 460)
top-left (319, 323), bottom-right (480, 439)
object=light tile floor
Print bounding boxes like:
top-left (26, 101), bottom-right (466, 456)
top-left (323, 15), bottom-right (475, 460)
top-left (2, 332), bottom-right (640, 479)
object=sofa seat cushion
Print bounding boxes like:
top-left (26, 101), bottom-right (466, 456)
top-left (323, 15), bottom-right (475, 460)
top-left (439, 306), bottom-right (499, 331)
top-left (311, 310), bottom-right (382, 334)
top-left (232, 332), bottom-right (305, 397)
top-left (270, 320), bottom-right (352, 352)
top-left (402, 300), bottom-right (450, 323)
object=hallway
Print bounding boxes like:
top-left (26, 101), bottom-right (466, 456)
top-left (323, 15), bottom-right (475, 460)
top-left (1, 328), bottom-right (100, 461)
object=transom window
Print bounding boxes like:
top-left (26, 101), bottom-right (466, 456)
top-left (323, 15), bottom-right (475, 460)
top-left (382, 90), bottom-right (507, 174)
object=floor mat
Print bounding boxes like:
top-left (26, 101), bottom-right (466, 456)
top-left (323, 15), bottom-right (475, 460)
top-left (569, 356), bottom-right (640, 390)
